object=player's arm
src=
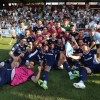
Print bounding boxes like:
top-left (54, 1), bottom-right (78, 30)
top-left (97, 49), bottom-right (100, 53)
top-left (31, 66), bottom-right (42, 83)
top-left (68, 55), bottom-right (81, 60)
top-left (89, 41), bottom-right (95, 50)
top-left (9, 51), bottom-right (21, 61)
top-left (9, 51), bottom-right (16, 59)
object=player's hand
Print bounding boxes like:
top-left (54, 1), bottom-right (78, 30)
top-left (38, 66), bottom-right (42, 72)
top-left (20, 53), bottom-right (24, 57)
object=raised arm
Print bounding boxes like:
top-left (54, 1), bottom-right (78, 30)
top-left (31, 66), bottom-right (42, 83)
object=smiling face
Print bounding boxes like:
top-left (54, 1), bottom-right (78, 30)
top-left (89, 31), bottom-right (94, 37)
top-left (70, 26), bottom-right (76, 32)
top-left (20, 22), bottom-right (24, 28)
top-left (25, 29), bottom-right (30, 37)
top-left (78, 31), bottom-right (84, 38)
top-left (38, 20), bottom-right (42, 26)
top-left (21, 38), bottom-right (27, 46)
top-left (78, 39), bottom-right (84, 46)
top-left (27, 61), bottom-right (35, 69)
top-left (63, 19), bottom-right (69, 26)
top-left (56, 22), bottom-right (61, 28)
top-left (81, 44), bottom-right (89, 53)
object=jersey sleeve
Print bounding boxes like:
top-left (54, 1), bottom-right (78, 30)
top-left (91, 49), bottom-right (97, 54)
top-left (11, 43), bottom-right (19, 53)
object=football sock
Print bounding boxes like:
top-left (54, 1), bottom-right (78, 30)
top-left (43, 71), bottom-right (48, 82)
top-left (80, 67), bottom-right (87, 81)
top-left (73, 61), bottom-right (80, 71)
top-left (64, 62), bottom-right (71, 72)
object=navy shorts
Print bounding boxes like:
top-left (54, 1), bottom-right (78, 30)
top-left (93, 64), bottom-right (100, 73)
top-left (46, 60), bottom-right (58, 69)
top-left (0, 68), bottom-right (12, 86)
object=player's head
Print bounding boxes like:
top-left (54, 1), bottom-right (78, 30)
top-left (63, 18), bottom-right (69, 25)
top-left (25, 29), bottom-right (31, 37)
top-left (57, 37), bottom-right (62, 44)
top-left (20, 38), bottom-right (27, 45)
top-left (88, 28), bottom-right (95, 37)
top-left (43, 44), bottom-right (49, 52)
top-left (56, 21), bottom-right (61, 28)
top-left (50, 42), bottom-right (55, 50)
top-left (78, 39), bottom-right (84, 46)
top-left (27, 60), bottom-right (35, 69)
top-left (78, 30), bottom-right (84, 38)
top-left (19, 20), bottom-right (25, 28)
top-left (81, 44), bottom-right (89, 53)
top-left (70, 24), bottom-right (76, 32)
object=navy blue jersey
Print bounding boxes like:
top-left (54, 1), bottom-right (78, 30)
top-left (28, 49), bottom-right (41, 63)
top-left (81, 50), bottom-right (97, 68)
top-left (42, 50), bottom-right (59, 66)
top-left (37, 47), bottom-right (43, 53)
top-left (70, 31), bottom-right (78, 38)
top-left (73, 48), bottom-right (83, 54)
top-left (83, 37), bottom-right (91, 45)
top-left (77, 37), bottom-right (91, 46)
top-left (55, 44), bottom-right (65, 51)
top-left (21, 51), bottom-right (32, 65)
top-left (11, 43), bottom-right (27, 56)
top-left (26, 36), bottom-right (35, 43)
top-left (47, 38), bottom-right (57, 44)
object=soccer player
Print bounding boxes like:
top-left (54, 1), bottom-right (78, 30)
top-left (68, 44), bottom-right (100, 89)
top-left (9, 38), bottom-right (27, 62)
top-left (24, 29), bottom-right (35, 43)
top-left (69, 24), bottom-right (78, 38)
top-left (38, 44), bottom-right (78, 90)
top-left (55, 38), bottom-right (65, 52)
top-left (76, 30), bottom-right (91, 46)
top-left (88, 29), bottom-right (100, 58)
top-left (0, 60), bottom-right (42, 86)
top-left (38, 44), bottom-right (59, 90)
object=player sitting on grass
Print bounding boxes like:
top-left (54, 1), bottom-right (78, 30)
top-left (38, 44), bottom-right (79, 90)
top-left (68, 44), bottom-right (100, 89)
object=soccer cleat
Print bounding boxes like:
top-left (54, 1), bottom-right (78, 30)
top-left (41, 83), bottom-right (48, 90)
top-left (38, 80), bottom-right (48, 90)
top-left (73, 70), bottom-right (80, 77)
top-left (38, 79), bottom-right (43, 86)
top-left (73, 82), bottom-right (86, 89)
top-left (69, 74), bottom-right (75, 80)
